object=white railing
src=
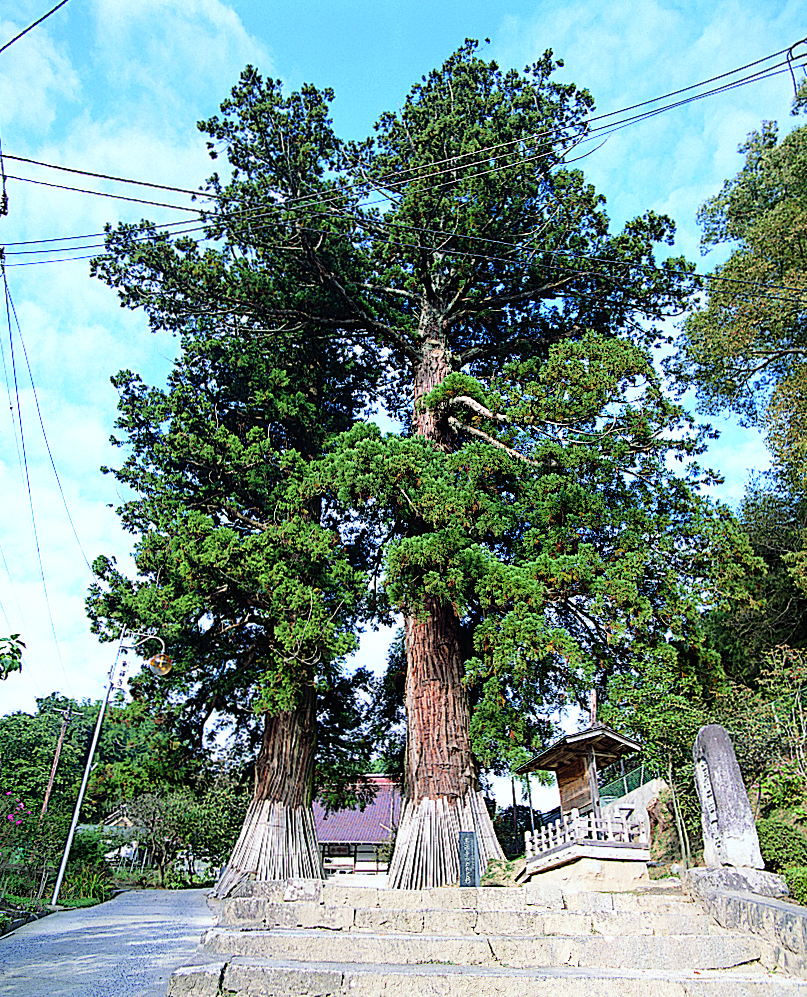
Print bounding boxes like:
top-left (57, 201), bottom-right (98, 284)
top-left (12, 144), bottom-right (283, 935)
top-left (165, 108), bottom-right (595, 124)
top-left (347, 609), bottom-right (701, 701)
top-left (524, 808), bottom-right (648, 859)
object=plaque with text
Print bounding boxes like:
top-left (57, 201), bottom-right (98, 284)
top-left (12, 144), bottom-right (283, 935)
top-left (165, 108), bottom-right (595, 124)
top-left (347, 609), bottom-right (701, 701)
top-left (459, 830), bottom-right (480, 887)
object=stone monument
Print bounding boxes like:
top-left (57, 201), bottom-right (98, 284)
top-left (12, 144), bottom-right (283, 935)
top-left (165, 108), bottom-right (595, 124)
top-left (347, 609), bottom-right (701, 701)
top-left (692, 724), bottom-right (763, 870)
top-left (459, 830), bottom-right (481, 887)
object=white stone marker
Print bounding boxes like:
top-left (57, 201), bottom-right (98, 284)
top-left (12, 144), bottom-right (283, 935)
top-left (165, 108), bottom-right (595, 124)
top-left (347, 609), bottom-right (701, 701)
top-left (693, 724), bottom-right (764, 870)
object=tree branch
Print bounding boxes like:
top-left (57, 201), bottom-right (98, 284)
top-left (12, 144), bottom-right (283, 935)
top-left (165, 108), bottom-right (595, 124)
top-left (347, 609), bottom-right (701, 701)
top-left (447, 415), bottom-right (541, 467)
top-left (446, 395), bottom-right (508, 423)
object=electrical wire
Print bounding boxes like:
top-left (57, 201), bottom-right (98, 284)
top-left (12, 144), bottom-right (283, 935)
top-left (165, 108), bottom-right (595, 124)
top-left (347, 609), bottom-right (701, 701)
top-left (0, 0), bottom-right (71, 56)
top-left (4, 279), bottom-right (95, 575)
top-left (2, 260), bottom-right (74, 696)
top-left (0, 539), bottom-right (45, 697)
top-left (0, 58), bottom-right (802, 275)
top-left (2, 174), bottom-right (201, 212)
top-left (0, 133), bottom-right (8, 217)
top-left (1, 50), bottom-right (806, 310)
top-left (3, 179), bottom-right (807, 307)
top-left (0, 52), bottom-right (800, 246)
top-left (2, 42), bottom-right (804, 216)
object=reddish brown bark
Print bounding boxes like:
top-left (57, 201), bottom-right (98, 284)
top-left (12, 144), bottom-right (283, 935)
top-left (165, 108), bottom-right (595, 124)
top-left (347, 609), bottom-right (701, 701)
top-left (254, 683), bottom-right (316, 807)
top-left (413, 305), bottom-right (453, 448)
top-left (405, 596), bottom-right (477, 801)
top-left (404, 305), bottom-right (477, 805)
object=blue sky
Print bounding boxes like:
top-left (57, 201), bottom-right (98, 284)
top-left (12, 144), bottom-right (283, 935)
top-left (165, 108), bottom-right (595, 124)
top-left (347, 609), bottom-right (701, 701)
top-left (0, 1), bottom-right (803, 796)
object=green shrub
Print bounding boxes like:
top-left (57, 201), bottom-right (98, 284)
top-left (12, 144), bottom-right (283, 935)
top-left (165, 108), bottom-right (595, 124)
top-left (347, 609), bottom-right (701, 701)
top-left (756, 817), bottom-right (807, 873)
top-left (784, 866), bottom-right (807, 907)
top-left (60, 863), bottom-right (112, 903)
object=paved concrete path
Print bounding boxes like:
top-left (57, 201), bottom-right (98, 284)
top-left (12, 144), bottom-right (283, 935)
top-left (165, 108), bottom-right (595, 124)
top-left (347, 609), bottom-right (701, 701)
top-left (0, 889), bottom-right (215, 997)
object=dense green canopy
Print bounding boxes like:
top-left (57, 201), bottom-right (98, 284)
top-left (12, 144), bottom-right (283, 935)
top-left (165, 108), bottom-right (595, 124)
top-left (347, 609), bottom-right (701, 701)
top-left (89, 42), bottom-right (765, 885)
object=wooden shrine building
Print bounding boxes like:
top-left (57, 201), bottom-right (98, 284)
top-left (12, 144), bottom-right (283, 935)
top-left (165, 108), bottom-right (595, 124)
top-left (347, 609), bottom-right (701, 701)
top-left (516, 723), bottom-right (650, 877)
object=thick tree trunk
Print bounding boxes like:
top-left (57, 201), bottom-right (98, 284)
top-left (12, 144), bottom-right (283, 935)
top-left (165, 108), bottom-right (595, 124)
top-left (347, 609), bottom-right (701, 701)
top-left (389, 307), bottom-right (504, 889)
top-left (213, 686), bottom-right (322, 897)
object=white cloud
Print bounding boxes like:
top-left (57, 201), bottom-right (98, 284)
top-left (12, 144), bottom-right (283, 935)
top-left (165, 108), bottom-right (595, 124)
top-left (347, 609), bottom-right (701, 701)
top-left (92, 0), bottom-right (271, 124)
top-left (0, 16), bottom-right (80, 134)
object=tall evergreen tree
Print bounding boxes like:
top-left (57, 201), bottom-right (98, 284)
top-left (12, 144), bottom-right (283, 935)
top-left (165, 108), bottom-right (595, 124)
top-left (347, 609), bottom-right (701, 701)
top-left (88, 323), bottom-right (376, 892)
top-left (94, 43), bottom-right (754, 888)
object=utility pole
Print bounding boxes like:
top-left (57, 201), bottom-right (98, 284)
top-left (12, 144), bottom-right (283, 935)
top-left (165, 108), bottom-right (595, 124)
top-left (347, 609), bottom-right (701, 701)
top-left (51, 629), bottom-right (172, 906)
top-left (41, 705), bottom-right (72, 817)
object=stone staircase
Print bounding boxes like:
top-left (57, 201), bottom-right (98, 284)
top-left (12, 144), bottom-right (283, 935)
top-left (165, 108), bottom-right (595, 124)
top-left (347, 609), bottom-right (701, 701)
top-left (168, 880), bottom-right (807, 996)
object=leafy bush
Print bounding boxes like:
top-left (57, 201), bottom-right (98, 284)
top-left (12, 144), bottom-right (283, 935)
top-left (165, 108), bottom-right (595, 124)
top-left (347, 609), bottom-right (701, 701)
top-left (756, 817), bottom-right (807, 873)
top-left (785, 866), bottom-right (807, 907)
top-left (60, 863), bottom-right (113, 904)
top-left (758, 761), bottom-right (807, 821)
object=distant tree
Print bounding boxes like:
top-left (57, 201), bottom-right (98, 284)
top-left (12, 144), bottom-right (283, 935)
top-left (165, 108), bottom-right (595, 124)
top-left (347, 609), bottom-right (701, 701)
top-left (671, 84), bottom-right (807, 489)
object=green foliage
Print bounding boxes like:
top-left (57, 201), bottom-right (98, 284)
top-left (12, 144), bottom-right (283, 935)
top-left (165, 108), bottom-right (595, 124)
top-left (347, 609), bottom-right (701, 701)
top-left (0, 634), bottom-right (24, 681)
top-left (756, 817), bottom-right (807, 874)
top-left (758, 760), bottom-right (807, 822)
top-left (492, 803), bottom-right (532, 860)
top-left (784, 866), bottom-right (807, 906)
top-left (708, 480), bottom-right (807, 685)
top-left (91, 41), bottom-right (755, 785)
top-left (123, 790), bottom-right (196, 885)
top-left (671, 88), bottom-right (807, 487)
top-left (89, 233), bottom-right (377, 803)
top-left (60, 863), bottom-right (113, 904)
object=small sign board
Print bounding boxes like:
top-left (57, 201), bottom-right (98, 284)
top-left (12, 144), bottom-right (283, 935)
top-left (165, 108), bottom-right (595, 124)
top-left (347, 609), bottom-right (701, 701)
top-left (458, 830), bottom-right (480, 887)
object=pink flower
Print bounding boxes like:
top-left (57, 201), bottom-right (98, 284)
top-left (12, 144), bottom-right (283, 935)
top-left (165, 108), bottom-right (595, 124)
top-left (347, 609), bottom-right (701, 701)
top-left (14, 819), bottom-right (21, 825)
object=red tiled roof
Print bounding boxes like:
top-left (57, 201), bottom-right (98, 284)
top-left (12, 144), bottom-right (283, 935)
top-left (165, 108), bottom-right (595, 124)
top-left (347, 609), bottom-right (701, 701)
top-left (314, 776), bottom-right (402, 844)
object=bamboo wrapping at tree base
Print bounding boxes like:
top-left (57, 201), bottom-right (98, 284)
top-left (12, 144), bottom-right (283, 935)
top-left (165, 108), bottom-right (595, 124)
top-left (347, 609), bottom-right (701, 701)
top-left (212, 800), bottom-right (322, 898)
top-left (387, 788), bottom-right (504, 890)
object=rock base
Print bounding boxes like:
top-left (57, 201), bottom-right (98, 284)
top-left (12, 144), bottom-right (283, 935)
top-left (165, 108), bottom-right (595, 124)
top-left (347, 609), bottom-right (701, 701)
top-left (527, 857), bottom-right (649, 892)
top-left (683, 867), bottom-right (789, 899)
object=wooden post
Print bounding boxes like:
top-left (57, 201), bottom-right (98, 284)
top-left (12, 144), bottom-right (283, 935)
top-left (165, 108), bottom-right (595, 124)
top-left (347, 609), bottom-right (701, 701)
top-left (586, 747), bottom-right (602, 818)
top-left (41, 706), bottom-right (72, 817)
top-left (526, 773), bottom-right (535, 834)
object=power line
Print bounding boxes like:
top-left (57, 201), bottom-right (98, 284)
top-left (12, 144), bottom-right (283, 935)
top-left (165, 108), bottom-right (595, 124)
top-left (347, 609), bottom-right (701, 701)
top-left (3, 177), bottom-right (807, 306)
top-left (0, 541), bottom-right (45, 697)
top-left (2, 42), bottom-right (804, 222)
top-left (0, 60), bottom-right (800, 276)
top-left (0, 53), bottom-right (801, 249)
top-left (0, 0), bottom-right (71, 56)
top-left (3, 174), bottom-right (201, 213)
top-left (1, 51), bottom-right (805, 307)
top-left (3, 153), bottom-right (212, 200)
top-left (0, 217), bottom-right (194, 247)
top-left (4, 276), bottom-right (95, 575)
top-left (2, 260), bottom-right (74, 696)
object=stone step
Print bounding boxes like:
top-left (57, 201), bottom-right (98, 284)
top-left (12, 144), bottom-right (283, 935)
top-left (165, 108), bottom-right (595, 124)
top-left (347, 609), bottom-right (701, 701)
top-left (323, 885), bottom-right (699, 913)
top-left (221, 884), bottom-right (700, 923)
top-left (219, 899), bottom-right (713, 936)
top-left (203, 926), bottom-right (762, 972)
top-left (169, 956), bottom-right (807, 997)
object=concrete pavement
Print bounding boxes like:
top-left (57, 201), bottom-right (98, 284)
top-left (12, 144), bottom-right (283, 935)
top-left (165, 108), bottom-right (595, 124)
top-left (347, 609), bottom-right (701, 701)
top-left (0, 889), bottom-right (215, 997)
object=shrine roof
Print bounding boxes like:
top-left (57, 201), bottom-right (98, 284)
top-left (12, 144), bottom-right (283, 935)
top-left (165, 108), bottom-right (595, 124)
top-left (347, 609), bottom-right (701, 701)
top-left (515, 723), bottom-right (642, 774)
top-left (313, 774), bottom-right (402, 844)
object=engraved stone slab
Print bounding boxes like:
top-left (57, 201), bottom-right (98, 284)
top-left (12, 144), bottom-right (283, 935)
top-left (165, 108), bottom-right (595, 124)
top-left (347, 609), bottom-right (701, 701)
top-left (459, 830), bottom-right (481, 887)
top-left (693, 724), bottom-right (764, 869)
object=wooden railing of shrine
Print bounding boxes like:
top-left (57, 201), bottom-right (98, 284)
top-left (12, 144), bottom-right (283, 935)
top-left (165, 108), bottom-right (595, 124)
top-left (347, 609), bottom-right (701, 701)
top-left (524, 807), bottom-right (648, 859)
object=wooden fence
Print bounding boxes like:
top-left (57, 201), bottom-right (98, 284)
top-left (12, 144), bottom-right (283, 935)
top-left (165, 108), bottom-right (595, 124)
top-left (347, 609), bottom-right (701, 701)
top-left (524, 807), bottom-right (648, 859)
